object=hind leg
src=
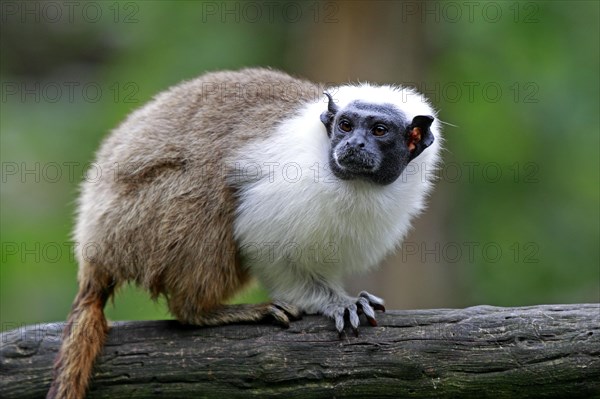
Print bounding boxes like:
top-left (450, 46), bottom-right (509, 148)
top-left (179, 301), bottom-right (302, 328)
top-left (168, 289), bottom-right (303, 328)
top-left (162, 230), bottom-right (303, 328)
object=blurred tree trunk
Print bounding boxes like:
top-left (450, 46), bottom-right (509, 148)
top-left (289, 1), bottom-right (457, 309)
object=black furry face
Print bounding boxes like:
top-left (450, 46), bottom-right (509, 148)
top-left (320, 99), bottom-right (435, 185)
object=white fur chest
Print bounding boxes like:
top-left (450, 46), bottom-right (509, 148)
top-left (231, 94), bottom-right (439, 299)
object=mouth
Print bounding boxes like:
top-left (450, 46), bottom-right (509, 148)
top-left (334, 148), bottom-right (379, 173)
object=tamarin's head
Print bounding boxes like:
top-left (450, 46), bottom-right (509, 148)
top-left (320, 90), bottom-right (435, 185)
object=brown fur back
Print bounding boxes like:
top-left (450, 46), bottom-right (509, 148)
top-left (74, 67), bottom-right (322, 319)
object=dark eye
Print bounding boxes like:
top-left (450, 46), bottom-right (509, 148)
top-left (339, 120), bottom-right (352, 132)
top-left (372, 125), bottom-right (388, 136)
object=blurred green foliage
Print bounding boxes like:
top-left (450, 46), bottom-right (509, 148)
top-left (428, 1), bottom-right (599, 305)
top-left (1, 1), bottom-right (598, 331)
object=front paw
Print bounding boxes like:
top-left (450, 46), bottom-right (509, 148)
top-left (322, 291), bottom-right (386, 337)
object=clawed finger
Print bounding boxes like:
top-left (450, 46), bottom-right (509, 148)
top-left (334, 309), bottom-right (346, 334)
top-left (273, 301), bottom-right (303, 321)
top-left (373, 303), bottom-right (386, 312)
top-left (268, 305), bottom-right (291, 328)
top-left (359, 291), bottom-right (386, 312)
top-left (357, 297), bottom-right (375, 318)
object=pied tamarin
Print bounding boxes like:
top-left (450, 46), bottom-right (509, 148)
top-left (48, 68), bottom-right (441, 398)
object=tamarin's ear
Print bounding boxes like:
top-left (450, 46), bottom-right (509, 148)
top-left (407, 115), bottom-right (435, 161)
top-left (320, 92), bottom-right (338, 135)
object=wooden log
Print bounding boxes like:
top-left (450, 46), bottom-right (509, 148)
top-left (1, 304), bottom-right (599, 398)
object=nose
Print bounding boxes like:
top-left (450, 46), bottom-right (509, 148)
top-left (346, 136), bottom-right (365, 148)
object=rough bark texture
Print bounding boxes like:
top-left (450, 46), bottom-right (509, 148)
top-left (1, 304), bottom-right (599, 398)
